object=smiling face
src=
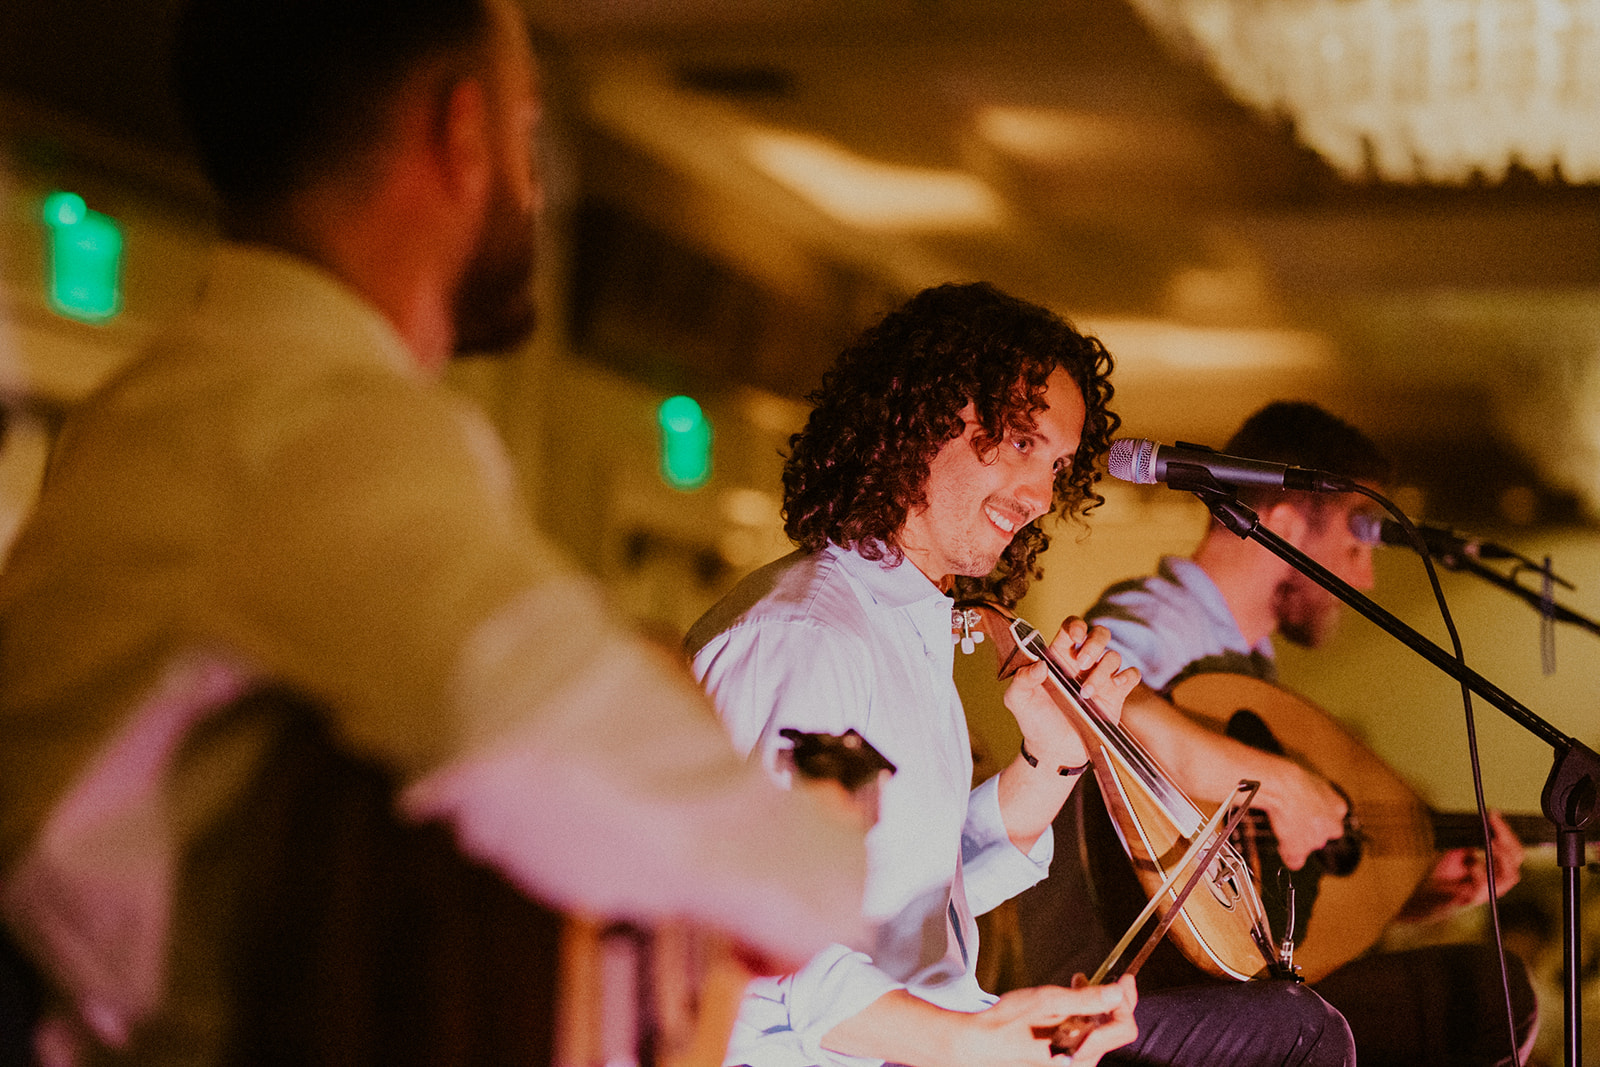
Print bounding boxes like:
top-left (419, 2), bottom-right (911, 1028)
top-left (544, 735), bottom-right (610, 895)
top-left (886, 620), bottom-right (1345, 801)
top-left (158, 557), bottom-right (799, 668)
top-left (898, 367), bottom-right (1087, 586)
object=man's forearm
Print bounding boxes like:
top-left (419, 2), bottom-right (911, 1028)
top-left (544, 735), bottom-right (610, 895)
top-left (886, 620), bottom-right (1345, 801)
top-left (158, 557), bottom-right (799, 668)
top-left (994, 751), bottom-right (1083, 854)
top-left (823, 989), bottom-right (973, 1067)
top-left (1117, 683), bottom-right (1348, 868)
top-left (1119, 684), bottom-right (1277, 801)
top-left (824, 981), bottom-right (1140, 1067)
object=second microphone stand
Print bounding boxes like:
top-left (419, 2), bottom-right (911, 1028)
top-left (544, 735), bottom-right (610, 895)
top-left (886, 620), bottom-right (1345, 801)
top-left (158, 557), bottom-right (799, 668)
top-left (1439, 550), bottom-right (1600, 641)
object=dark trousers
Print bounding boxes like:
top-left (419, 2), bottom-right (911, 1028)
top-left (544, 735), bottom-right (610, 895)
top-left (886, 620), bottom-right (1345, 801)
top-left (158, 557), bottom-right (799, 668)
top-left (1315, 943), bottom-right (1537, 1067)
top-left (0, 924), bottom-right (40, 1067)
top-left (1110, 979), bottom-right (1352, 1067)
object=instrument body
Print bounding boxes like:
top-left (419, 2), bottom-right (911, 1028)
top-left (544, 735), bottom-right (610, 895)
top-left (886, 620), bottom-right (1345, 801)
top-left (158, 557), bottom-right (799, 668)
top-left (955, 600), bottom-right (1284, 982)
top-left (1170, 673), bottom-right (1567, 982)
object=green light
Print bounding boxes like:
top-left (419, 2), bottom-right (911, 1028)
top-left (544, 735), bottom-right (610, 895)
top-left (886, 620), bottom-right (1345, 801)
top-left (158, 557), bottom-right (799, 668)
top-left (42, 190), bottom-right (123, 323)
top-left (657, 395), bottom-right (712, 490)
top-left (44, 191), bottom-right (86, 227)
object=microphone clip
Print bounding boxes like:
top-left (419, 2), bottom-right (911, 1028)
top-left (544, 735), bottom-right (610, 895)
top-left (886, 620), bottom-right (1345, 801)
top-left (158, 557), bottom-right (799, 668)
top-left (1162, 446), bottom-right (1232, 496)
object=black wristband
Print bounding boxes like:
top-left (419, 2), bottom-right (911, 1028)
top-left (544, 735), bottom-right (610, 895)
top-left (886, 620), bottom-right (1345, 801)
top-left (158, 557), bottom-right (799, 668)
top-left (1020, 738), bottom-right (1090, 777)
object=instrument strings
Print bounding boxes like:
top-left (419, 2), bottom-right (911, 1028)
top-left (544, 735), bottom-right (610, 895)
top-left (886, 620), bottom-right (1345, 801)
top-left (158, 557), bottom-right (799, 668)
top-left (1021, 626), bottom-right (1206, 834)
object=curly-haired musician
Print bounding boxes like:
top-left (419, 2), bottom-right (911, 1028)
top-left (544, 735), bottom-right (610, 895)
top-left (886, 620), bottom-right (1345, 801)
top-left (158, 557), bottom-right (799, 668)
top-left (689, 283), bottom-right (1356, 1067)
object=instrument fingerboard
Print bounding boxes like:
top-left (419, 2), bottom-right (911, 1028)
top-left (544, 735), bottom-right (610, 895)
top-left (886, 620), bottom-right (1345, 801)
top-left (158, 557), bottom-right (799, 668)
top-left (1011, 617), bottom-right (1199, 826)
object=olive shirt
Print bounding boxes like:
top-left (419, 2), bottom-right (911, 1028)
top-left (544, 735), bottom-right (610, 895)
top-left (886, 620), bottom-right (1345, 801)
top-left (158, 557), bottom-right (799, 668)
top-left (0, 244), bottom-right (865, 1062)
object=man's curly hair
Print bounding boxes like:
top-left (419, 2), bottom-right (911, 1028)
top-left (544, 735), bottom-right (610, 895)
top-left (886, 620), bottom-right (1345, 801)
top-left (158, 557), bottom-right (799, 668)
top-left (783, 282), bottom-right (1119, 606)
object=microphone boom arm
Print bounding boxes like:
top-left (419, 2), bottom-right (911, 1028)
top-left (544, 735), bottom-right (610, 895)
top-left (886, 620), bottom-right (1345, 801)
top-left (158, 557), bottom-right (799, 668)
top-left (1444, 554), bottom-right (1600, 639)
top-left (1200, 489), bottom-right (1575, 750)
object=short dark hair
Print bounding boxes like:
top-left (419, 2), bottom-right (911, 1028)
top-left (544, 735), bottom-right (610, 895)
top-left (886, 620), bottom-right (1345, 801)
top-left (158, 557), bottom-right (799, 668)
top-left (782, 281), bottom-right (1119, 606)
top-left (1223, 400), bottom-right (1391, 514)
top-left (172, 0), bottom-right (493, 215)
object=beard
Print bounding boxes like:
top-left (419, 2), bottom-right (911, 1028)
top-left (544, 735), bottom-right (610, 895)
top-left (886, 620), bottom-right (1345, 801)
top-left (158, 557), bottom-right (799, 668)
top-left (1272, 571), bottom-right (1341, 649)
top-left (947, 544), bottom-right (1007, 581)
top-left (451, 177), bottom-right (538, 357)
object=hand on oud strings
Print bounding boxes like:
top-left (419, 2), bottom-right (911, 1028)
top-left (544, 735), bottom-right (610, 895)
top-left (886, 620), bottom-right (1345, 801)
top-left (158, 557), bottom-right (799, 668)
top-left (1004, 617), bottom-right (1140, 771)
top-left (1398, 809), bottom-right (1526, 923)
top-left (1253, 758), bottom-right (1350, 871)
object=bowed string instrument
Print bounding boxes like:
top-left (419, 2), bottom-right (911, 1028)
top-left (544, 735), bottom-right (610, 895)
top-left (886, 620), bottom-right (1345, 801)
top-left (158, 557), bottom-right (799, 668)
top-left (954, 599), bottom-right (1297, 993)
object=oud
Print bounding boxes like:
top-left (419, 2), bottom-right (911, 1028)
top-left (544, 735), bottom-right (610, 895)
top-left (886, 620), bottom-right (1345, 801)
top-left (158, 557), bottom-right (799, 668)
top-left (955, 599), bottom-right (1293, 983)
top-left (1172, 672), bottom-right (1578, 982)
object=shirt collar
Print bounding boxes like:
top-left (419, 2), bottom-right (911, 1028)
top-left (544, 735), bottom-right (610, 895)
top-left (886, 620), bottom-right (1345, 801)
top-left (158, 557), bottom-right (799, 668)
top-left (829, 542), bottom-right (958, 662)
top-left (198, 243), bottom-right (419, 379)
top-left (829, 541), bottom-right (948, 611)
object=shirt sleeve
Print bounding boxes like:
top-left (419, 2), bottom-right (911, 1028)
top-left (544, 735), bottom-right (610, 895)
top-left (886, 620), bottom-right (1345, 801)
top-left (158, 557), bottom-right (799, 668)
top-left (692, 617), bottom-right (913, 1054)
top-left (782, 944), bottom-right (903, 1067)
top-left (218, 381), bottom-right (868, 966)
top-left (960, 774), bottom-right (1053, 916)
top-left (1085, 584), bottom-right (1185, 690)
top-left (692, 616), bottom-right (870, 761)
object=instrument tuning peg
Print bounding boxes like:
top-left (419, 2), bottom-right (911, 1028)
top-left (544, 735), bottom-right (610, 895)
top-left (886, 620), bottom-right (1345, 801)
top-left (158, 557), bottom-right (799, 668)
top-left (952, 607), bottom-right (986, 654)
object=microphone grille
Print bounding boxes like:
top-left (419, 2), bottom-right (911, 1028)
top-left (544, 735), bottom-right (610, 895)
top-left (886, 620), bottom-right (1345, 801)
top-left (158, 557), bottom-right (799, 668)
top-left (1107, 438), bottom-right (1156, 484)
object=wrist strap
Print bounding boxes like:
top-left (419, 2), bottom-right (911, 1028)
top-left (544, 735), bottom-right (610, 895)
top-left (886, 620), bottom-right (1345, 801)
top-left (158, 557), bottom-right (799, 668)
top-left (1020, 738), bottom-right (1090, 777)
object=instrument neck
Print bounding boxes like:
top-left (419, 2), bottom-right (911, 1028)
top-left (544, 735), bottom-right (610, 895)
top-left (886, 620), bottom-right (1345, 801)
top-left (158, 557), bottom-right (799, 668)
top-left (1017, 624), bottom-right (1202, 833)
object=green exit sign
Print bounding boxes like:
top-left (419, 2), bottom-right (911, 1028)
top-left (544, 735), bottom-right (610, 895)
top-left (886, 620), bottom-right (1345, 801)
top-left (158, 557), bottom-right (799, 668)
top-left (42, 191), bottom-right (123, 323)
top-left (657, 394), bottom-right (712, 490)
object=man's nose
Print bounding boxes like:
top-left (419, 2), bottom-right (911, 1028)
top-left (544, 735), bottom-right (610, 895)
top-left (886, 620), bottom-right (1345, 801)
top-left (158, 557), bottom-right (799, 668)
top-left (1352, 546), bottom-right (1377, 590)
top-left (1016, 469), bottom-right (1055, 517)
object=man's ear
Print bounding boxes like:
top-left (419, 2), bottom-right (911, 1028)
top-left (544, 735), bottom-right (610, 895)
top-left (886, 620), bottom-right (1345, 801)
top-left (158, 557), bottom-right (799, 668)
top-left (1260, 499), bottom-right (1311, 545)
top-left (434, 74), bottom-right (492, 209)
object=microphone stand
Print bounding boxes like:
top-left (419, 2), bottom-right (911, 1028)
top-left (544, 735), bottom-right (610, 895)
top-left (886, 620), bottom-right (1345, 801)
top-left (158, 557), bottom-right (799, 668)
top-left (1190, 483), bottom-right (1600, 1067)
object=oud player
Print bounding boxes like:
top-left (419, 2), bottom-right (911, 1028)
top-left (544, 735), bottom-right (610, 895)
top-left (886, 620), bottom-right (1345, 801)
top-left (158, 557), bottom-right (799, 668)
top-left (1014, 401), bottom-right (1537, 1067)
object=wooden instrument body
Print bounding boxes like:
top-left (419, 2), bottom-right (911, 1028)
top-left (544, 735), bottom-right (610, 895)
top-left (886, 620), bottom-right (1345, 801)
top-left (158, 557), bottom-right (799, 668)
top-left (1088, 743), bottom-right (1279, 980)
top-left (1170, 673), bottom-right (1439, 982)
top-left (956, 600), bottom-right (1282, 982)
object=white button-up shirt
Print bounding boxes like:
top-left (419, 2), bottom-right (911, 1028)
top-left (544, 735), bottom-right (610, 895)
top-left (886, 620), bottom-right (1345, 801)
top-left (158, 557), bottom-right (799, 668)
top-left (689, 544), bottom-right (1054, 1067)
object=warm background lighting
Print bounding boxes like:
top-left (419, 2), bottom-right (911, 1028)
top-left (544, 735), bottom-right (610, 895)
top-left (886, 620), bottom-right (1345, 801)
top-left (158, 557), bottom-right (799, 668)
top-left (743, 128), bottom-right (1004, 232)
top-left (1131, 0), bottom-right (1600, 182)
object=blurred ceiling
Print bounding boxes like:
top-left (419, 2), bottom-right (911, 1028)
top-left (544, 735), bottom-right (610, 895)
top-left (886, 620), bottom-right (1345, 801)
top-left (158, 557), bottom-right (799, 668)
top-left (4, 0), bottom-right (1600, 528)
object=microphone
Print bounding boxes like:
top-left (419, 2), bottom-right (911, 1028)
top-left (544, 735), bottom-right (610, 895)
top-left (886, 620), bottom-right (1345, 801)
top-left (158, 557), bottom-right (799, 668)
top-left (1349, 514), bottom-right (1516, 562)
top-left (1107, 438), bottom-right (1357, 494)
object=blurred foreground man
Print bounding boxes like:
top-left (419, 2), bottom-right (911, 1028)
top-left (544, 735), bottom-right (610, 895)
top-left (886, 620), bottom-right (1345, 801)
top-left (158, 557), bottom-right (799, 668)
top-left (688, 284), bottom-right (1356, 1067)
top-left (1015, 401), bottom-right (1538, 1066)
top-left (0, 1), bottom-right (864, 1062)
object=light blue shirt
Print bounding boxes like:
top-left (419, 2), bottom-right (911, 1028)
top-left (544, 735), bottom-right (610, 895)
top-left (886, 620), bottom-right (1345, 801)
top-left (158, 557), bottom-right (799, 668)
top-left (1084, 555), bottom-right (1278, 692)
top-left (688, 544), bottom-right (1054, 1067)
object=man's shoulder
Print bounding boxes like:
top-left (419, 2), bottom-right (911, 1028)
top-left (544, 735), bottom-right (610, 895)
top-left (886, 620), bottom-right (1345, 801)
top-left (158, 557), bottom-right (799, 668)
top-left (1086, 557), bottom-right (1204, 624)
top-left (122, 243), bottom-right (417, 390)
top-left (686, 547), bottom-right (873, 657)
top-left (45, 275), bottom-right (515, 554)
